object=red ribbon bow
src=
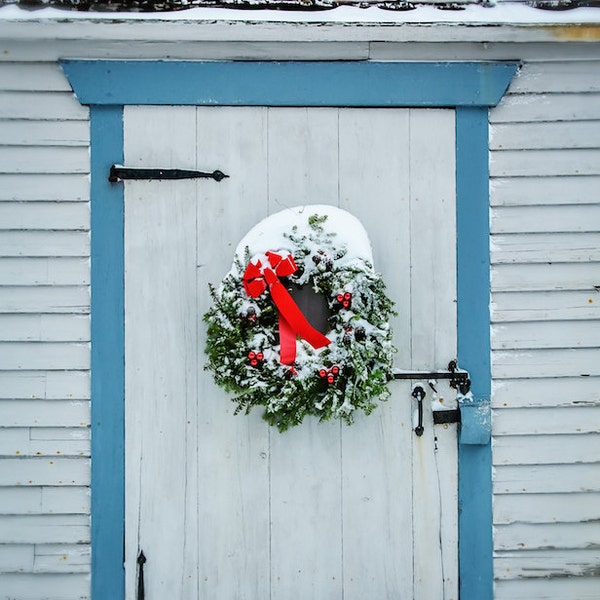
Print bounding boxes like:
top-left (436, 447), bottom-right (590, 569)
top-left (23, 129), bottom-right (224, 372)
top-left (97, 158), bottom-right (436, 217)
top-left (242, 251), bottom-right (331, 365)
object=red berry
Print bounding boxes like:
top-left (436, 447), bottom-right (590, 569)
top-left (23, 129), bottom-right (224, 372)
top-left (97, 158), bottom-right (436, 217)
top-left (336, 294), bottom-right (343, 303)
top-left (344, 292), bottom-right (352, 300)
top-left (256, 352), bottom-right (264, 361)
top-left (319, 369), bottom-right (327, 378)
top-left (250, 359), bottom-right (258, 367)
top-left (248, 351), bottom-right (256, 359)
top-left (331, 366), bottom-right (339, 375)
top-left (327, 374), bottom-right (335, 384)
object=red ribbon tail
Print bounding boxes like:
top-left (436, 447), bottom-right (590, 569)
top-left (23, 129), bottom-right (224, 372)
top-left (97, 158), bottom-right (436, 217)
top-left (269, 280), bottom-right (331, 360)
top-left (278, 315), bottom-right (297, 365)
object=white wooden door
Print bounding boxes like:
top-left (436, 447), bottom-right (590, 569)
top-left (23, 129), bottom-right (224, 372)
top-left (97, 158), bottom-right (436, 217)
top-left (123, 106), bottom-right (458, 600)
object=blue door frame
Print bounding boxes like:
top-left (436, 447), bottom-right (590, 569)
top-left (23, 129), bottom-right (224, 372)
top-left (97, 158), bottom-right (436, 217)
top-left (62, 60), bottom-right (517, 600)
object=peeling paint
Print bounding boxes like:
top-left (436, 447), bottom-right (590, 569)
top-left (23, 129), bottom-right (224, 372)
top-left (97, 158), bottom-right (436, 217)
top-left (547, 25), bottom-right (600, 41)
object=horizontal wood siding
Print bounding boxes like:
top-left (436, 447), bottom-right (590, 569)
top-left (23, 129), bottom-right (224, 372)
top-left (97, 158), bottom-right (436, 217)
top-left (490, 59), bottom-right (600, 597)
top-left (0, 60), bottom-right (90, 595)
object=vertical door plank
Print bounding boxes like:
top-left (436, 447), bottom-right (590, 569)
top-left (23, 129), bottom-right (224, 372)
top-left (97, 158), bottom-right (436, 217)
top-left (338, 108), bottom-right (414, 599)
top-left (124, 106), bottom-right (199, 600)
top-left (195, 106), bottom-right (271, 599)
top-left (409, 109), bottom-right (458, 600)
top-left (267, 107), bottom-right (339, 210)
top-left (268, 107), bottom-right (343, 600)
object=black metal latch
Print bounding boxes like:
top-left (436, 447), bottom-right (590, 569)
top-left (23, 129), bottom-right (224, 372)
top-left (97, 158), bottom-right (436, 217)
top-left (392, 360), bottom-right (470, 395)
top-left (109, 165), bottom-right (229, 183)
top-left (392, 361), bottom-right (469, 437)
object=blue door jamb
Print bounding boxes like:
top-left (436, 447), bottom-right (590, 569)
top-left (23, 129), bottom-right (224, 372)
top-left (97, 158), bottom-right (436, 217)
top-left (62, 60), bottom-right (517, 600)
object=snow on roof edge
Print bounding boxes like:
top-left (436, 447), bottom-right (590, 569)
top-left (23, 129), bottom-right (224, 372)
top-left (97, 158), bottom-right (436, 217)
top-left (0, 1), bottom-right (599, 23)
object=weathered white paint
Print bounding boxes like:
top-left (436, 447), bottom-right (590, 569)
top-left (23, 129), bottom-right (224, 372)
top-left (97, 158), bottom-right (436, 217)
top-left (0, 202), bottom-right (89, 230)
top-left (0, 231), bottom-right (89, 257)
top-left (0, 174), bottom-right (89, 201)
top-left (492, 376), bottom-right (600, 408)
top-left (494, 492), bottom-right (600, 524)
top-left (124, 105), bottom-right (458, 599)
top-left (0, 258), bottom-right (90, 285)
top-left (493, 434), bottom-right (600, 465)
top-left (0, 21), bottom-right (597, 599)
top-left (491, 175), bottom-right (600, 206)
top-left (490, 120), bottom-right (600, 150)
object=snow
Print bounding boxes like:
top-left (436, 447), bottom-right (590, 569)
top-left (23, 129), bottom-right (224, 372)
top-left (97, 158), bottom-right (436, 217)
top-left (234, 205), bottom-right (374, 264)
top-left (1, 2), bottom-right (599, 24)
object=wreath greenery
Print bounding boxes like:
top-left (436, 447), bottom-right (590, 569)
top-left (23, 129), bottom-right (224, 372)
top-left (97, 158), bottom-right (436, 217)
top-left (204, 209), bottom-right (396, 432)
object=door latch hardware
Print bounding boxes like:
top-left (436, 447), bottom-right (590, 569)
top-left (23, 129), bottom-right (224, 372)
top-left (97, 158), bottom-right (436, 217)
top-left (392, 360), bottom-right (471, 395)
top-left (433, 408), bottom-right (461, 425)
top-left (109, 165), bottom-right (229, 183)
top-left (137, 550), bottom-right (146, 600)
top-left (412, 385), bottom-right (425, 437)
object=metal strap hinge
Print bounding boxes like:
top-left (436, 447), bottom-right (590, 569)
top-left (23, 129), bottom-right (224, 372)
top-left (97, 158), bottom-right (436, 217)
top-left (109, 165), bottom-right (229, 183)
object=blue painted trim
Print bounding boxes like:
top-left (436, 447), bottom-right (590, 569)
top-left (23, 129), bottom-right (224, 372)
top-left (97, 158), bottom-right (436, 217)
top-left (456, 106), bottom-right (494, 600)
top-left (90, 105), bottom-right (125, 600)
top-left (62, 61), bottom-right (516, 600)
top-left (61, 60), bottom-right (517, 108)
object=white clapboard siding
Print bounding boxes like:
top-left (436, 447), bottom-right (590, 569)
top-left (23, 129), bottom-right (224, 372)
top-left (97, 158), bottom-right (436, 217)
top-left (0, 286), bottom-right (90, 314)
top-left (0, 147), bottom-right (89, 174)
top-left (493, 407), bottom-right (600, 436)
top-left (0, 174), bottom-right (89, 201)
top-left (0, 573), bottom-right (89, 600)
top-left (0, 120), bottom-right (89, 146)
top-left (508, 61), bottom-right (600, 94)
top-left (492, 320), bottom-right (600, 350)
top-left (494, 464), bottom-right (600, 494)
top-left (493, 434), bottom-right (600, 465)
top-left (33, 545), bottom-right (90, 574)
top-left (491, 205), bottom-right (600, 234)
top-left (492, 349), bottom-right (600, 379)
top-left (0, 371), bottom-right (90, 400)
top-left (0, 457), bottom-right (90, 487)
top-left (0, 428), bottom-right (90, 457)
top-left (0, 314), bottom-right (89, 342)
top-left (494, 549), bottom-right (600, 580)
top-left (0, 231), bottom-right (90, 257)
top-left (494, 492), bottom-right (600, 525)
top-left (0, 63), bottom-right (75, 92)
top-left (0, 401), bottom-right (90, 427)
top-left (0, 544), bottom-right (33, 573)
top-left (490, 121), bottom-right (600, 151)
top-left (491, 262), bottom-right (600, 293)
top-left (0, 258), bottom-right (89, 286)
top-left (495, 577), bottom-right (600, 600)
top-left (0, 487), bottom-right (90, 515)
top-left (0, 202), bottom-right (89, 230)
top-left (491, 291), bottom-right (600, 322)
top-left (491, 232), bottom-right (600, 263)
top-left (490, 57), bottom-right (600, 598)
top-left (490, 93), bottom-right (600, 123)
top-left (0, 92), bottom-right (88, 121)
top-left (492, 376), bottom-right (600, 408)
top-left (491, 175), bottom-right (600, 206)
top-left (490, 149), bottom-right (600, 177)
top-left (0, 515), bottom-right (89, 545)
top-left (0, 342), bottom-right (90, 370)
top-left (494, 521), bottom-right (600, 550)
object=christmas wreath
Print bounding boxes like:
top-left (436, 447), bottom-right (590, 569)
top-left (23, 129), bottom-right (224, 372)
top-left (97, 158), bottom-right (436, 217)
top-left (204, 205), bottom-right (396, 432)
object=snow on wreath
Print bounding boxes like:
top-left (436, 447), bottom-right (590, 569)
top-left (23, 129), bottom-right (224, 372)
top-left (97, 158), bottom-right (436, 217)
top-left (204, 205), bottom-right (396, 432)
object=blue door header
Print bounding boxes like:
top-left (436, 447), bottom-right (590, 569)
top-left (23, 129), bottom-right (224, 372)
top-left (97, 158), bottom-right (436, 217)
top-left (61, 60), bottom-right (517, 107)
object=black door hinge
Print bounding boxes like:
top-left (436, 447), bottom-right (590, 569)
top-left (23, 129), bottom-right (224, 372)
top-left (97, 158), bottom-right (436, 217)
top-left (109, 165), bottom-right (229, 183)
